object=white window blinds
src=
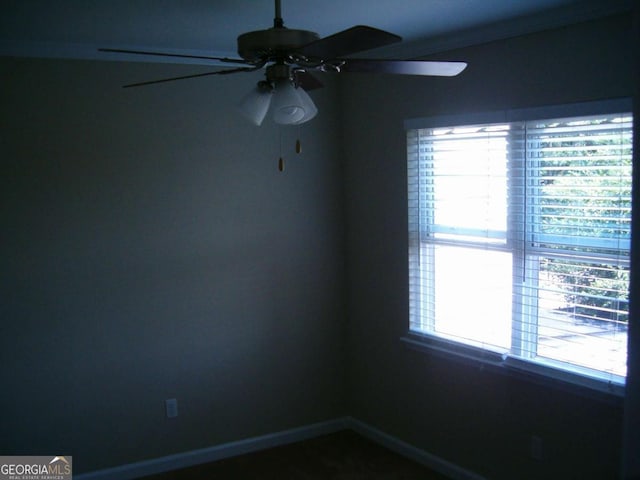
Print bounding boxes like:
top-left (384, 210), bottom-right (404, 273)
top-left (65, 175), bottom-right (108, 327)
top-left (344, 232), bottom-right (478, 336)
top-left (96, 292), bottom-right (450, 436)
top-left (407, 103), bottom-right (633, 386)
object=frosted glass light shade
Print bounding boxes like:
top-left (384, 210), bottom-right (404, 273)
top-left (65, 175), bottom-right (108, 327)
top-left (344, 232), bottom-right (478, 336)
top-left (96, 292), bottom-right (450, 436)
top-left (293, 87), bottom-right (317, 124)
top-left (238, 84), bottom-right (273, 126)
top-left (272, 80), bottom-right (307, 125)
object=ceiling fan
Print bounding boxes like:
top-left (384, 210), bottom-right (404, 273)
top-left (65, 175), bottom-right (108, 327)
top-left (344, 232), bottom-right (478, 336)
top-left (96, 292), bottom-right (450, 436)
top-left (99, 0), bottom-right (467, 126)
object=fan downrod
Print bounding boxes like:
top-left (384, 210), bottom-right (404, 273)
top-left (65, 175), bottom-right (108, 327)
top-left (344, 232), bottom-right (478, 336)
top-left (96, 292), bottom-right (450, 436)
top-left (237, 0), bottom-right (319, 63)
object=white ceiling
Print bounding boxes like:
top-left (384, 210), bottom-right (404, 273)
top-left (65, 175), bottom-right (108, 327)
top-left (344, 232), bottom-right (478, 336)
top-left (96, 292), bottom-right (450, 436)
top-left (0, 0), bottom-right (632, 65)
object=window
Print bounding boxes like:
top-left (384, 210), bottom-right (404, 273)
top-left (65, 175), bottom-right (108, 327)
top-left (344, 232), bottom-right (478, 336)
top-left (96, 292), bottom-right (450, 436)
top-left (406, 100), bottom-right (633, 391)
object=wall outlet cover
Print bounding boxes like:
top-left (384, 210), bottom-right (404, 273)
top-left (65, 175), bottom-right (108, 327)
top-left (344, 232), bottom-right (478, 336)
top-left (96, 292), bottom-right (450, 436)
top-left (165, 398), bottom-right (178, 418)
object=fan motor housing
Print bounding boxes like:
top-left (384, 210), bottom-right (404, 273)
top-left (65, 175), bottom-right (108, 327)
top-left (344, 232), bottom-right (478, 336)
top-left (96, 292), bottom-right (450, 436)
top-left (237, 28), bottom-right (319, 62)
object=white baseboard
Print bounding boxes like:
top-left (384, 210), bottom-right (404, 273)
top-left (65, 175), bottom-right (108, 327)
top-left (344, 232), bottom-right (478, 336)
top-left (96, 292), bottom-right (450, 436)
top-left (75, 418), bottom-right (350, 480)
top-left (347, 417), bottom-right (487, 480)
top-left (75, 416), bottom-right (485, 480)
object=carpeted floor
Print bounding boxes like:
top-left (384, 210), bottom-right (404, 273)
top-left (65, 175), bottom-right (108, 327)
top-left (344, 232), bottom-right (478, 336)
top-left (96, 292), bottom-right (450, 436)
top-left (138, 430), bottom-right (450, 479)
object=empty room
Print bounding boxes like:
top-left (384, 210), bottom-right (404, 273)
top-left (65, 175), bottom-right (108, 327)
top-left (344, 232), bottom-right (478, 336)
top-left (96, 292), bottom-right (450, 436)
top-left (1, 1), bottom-right (638, 479)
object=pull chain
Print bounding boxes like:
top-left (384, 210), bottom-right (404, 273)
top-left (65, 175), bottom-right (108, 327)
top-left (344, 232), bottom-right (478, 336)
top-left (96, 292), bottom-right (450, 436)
top-left (278, 128), bottom-right (284, 172)
top-left (277, 127), bottom-right (304, 172)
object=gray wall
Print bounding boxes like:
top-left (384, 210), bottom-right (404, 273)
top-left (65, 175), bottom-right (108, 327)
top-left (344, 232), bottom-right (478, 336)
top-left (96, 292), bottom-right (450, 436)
top-left (0, 58), bottom-right (346, 473)
top-left (341, 14), bottom-right (634, 480)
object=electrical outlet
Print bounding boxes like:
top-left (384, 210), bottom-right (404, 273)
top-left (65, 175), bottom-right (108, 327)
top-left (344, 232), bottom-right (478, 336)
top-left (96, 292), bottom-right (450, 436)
top-left (530, 435), bottom-right (543, 461)
top-left (165, 398), bottom-right (178, 418)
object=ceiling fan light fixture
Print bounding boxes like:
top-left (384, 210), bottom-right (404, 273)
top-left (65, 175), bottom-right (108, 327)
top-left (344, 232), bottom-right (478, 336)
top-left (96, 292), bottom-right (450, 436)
top-left (271, 79), bottom-right (312, 125)
top-left (238, 81), bottom-right (273, 126)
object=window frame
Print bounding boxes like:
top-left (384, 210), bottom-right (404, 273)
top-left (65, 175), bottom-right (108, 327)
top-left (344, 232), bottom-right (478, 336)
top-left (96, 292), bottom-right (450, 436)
top-left (403, 98), bottom-right (633, 398)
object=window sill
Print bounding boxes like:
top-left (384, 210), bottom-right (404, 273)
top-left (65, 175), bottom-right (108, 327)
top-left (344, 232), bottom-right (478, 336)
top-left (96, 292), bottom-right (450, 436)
top-left (401, 332), bottom-right (625, 404)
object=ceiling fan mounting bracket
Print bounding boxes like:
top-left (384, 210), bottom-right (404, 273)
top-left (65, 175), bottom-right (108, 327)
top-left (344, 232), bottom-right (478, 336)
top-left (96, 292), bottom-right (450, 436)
top-left (265, 63), bottom-right (292, 82)
top-left (237, 28), bottom-right (319, 63)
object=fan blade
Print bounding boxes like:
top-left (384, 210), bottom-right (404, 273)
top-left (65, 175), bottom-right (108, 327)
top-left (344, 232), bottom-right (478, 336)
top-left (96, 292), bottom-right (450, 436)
top-left (122, 65), bottom-right (262, 88)
top-left (294, 70), bottom-right (324, 91)
top-left (99, 48), bottom-right (248, 65)
top-left (338, 59), bottom-right (467, 77)
top-left (299, 25), bottom-right (401, 59)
